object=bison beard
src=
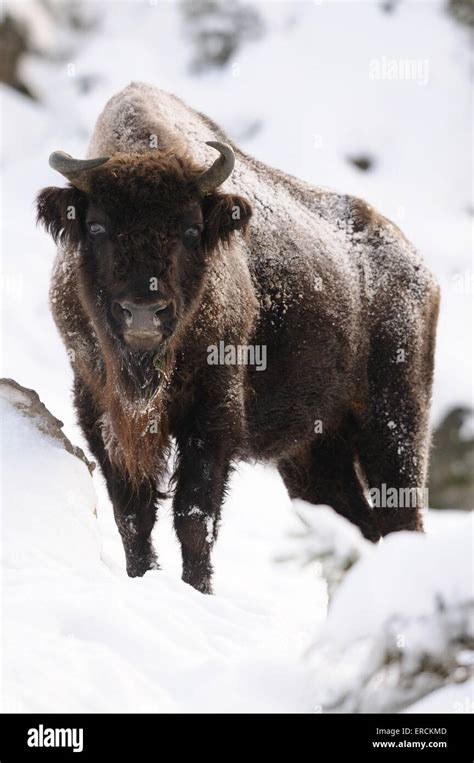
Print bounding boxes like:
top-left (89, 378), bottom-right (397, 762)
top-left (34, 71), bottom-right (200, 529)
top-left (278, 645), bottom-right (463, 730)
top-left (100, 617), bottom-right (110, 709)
top-left (36, 83), bottom-right (440, 593)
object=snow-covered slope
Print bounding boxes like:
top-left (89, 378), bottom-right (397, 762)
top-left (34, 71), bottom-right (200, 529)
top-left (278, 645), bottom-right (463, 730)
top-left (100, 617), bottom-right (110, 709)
top-left (2, 388), bottom-right (471, 712)
top-left (1, 388), bottom-right (324, 712)
top-left (309, 514), bottom-right (473, 712)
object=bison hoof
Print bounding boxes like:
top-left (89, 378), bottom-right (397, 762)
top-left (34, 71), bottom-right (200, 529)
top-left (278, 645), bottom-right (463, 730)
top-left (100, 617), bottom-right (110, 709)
top-left (359, 519), bottom-right (382, 543)
top-left (182, 561), bottom-right (213, 594)
top-left (374, 508), bottom-right (424, 537)
top-left (183, 575), bottom-right (213, 594)
top-left (126, 553), bottom-right (159, 578)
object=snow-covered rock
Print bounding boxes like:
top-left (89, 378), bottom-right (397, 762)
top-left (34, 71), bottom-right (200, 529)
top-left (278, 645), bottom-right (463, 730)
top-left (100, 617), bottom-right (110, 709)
top-left (0, 378), bottom-right (94, 475)
top-left (0, 406), bottom-right (322, 713)
top-left (0, 377), bottom-right (98, 571)
top-left (308, 515), bottom-right (474, 713)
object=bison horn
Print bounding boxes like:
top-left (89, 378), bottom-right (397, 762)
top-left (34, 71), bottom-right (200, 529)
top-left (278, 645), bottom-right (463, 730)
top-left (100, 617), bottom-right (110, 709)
top-left (196, 141), bottom-right (235, 195)
top-left (49, 151), bottom-right (110, 191)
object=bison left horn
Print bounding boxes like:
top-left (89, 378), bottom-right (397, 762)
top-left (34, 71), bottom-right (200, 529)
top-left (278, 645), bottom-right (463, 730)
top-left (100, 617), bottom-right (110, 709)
top-left (196, 141), bottom-right (235, 195)
top-left (49, 151), bottom-right (110, 191)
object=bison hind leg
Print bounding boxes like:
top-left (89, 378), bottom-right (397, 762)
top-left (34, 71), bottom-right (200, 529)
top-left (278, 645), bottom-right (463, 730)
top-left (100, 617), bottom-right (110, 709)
top-left (278, 429), bottom-right (381, 543)
top-left (354, 292), bottom-right (439, 538)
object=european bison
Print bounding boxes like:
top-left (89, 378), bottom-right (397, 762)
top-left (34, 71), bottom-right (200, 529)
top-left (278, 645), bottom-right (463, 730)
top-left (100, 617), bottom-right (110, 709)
top-left (37, 82), bottom-right (439, 592)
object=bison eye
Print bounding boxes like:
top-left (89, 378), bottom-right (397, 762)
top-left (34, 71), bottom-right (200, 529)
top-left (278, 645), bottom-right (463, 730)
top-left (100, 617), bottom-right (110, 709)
top-left (183, 225), bottom-right (201, 244)
top-left (87, 222), bottom-right (106, 235)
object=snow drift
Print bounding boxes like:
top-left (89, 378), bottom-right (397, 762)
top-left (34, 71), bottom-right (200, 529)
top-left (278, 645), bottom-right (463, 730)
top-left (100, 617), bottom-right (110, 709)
top-left (0, 380), bottom-right (322, 713)
top-left (1, 380), bottom-right (472, 713)
top-left (307, 511), bottom-right (474, 713)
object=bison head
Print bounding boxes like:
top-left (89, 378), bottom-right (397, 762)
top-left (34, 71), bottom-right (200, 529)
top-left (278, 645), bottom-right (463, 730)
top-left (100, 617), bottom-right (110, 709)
top-left (36, 143), bottom-right (252, 355)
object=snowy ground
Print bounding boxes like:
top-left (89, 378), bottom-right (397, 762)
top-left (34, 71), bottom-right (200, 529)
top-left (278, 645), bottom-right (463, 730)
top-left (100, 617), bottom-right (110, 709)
top-left (2, 391), bottom-right (472, 713)
top-left (1, 0), bottom-right (473, 713)
top-left (1, 392), bottom-right (323, 712)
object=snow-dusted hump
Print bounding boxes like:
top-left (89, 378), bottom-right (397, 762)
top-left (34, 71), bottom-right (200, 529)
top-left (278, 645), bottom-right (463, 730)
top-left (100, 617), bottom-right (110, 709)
top-left (86, 82), bottom-right (331, 236)
top-left (87, 82), bottom-right (218, 166)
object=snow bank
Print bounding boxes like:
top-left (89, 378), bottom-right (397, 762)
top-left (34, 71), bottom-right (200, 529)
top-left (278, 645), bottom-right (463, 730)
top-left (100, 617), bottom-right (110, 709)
top-left (324, 519), bottom-right (473, 643)
top-left (0, 388), bottom-right (323, 712)
top-left (403, 677), bottom-right (474, 714)
top-left (308, 512), bottom-right (474, 713)
top-left (1, 389), bottom-right (471, 713)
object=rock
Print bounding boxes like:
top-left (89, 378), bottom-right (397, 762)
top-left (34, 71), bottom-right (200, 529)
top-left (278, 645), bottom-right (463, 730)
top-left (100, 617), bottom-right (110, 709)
top-left (1, 377), bottom-right (99, 570)
top-left (0, 2), bottom-right (99, 99)
top-left (429, 407), bottom-right (474, 510)
top-left (347, 153), bottom-right (375, 172)
top-left (448, 0), bottom-right (474, 28)
top-left (0, 14), bottom-right (32, 97)
top-left (0, 378), bottom-right (95, 476)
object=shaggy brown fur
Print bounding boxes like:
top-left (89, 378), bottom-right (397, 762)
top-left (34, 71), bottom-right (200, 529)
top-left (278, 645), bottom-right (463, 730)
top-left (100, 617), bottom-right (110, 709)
top-left (36, 83), bottom-right (440, 593)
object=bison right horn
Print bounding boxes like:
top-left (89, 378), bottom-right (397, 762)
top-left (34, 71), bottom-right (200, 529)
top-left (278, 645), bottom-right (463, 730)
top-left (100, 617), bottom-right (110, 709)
top-left (49, 151), bottom-right (110, 192)
top-left (196, 141), bottom-right (235, 195)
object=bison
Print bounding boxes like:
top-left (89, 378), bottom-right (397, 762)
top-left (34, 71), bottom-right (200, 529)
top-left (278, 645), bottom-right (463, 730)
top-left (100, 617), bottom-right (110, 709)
top-left (36, 82), bottom-right (439, 593)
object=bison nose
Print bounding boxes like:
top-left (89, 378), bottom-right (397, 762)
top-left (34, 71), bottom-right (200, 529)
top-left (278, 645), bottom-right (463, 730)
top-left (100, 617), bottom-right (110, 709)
top-left (113, 299), bottom-right (170, 333)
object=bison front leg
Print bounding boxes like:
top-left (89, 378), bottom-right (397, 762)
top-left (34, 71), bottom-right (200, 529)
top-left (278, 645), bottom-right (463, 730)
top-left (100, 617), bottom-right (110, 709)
top-left (173, 438), bottom-right (231, 594)
top-left (73, 380), bottom-right (159, 577)
top-left (105, 469), bottom-right (159, 577)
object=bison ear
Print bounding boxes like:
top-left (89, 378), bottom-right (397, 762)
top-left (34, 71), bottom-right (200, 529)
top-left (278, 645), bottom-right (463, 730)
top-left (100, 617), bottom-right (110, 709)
top-left (202, 193), bottom-right (252, 251)
top-left (36, 186), bottom-right (86, 247)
